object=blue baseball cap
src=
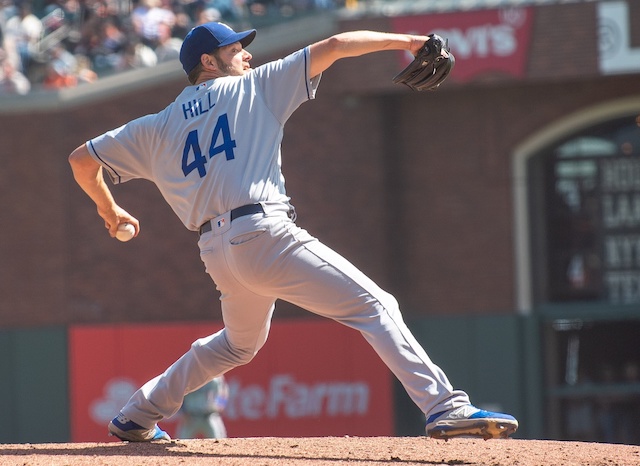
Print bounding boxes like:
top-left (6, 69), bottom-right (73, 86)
top-left (179, 22), bottom-right (257, 74)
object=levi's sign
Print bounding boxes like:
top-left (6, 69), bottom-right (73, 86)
top-left (392, 7), bottom-right (534, 82)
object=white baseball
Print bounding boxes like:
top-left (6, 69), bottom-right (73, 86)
top-left (115, 223), bottom-right (136, 242)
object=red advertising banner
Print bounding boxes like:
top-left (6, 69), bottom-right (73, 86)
top-left (69, 320), bottom-right (394, 442)
top-left (392, 7), bottom-right (534, 82)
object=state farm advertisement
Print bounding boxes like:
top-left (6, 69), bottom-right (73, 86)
top-left (69, 320), bottom-right (393, 441)
top-left (392, 7), bottom-right (534, 82)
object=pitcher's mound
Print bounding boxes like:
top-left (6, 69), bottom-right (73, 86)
top-left (2, 436), bottom-right (639, 465)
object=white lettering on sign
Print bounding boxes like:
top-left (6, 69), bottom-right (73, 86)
top-left (602, 193), bottom-right (640, 229)
top-left (598, 1), bottom-right (640, 75)
top-left (90, 378), bottom-right (137, 424)
top-left (434, 25), bottom-right (517, 59)
top-left (604, 235), bottom-right (640, 268)
top-left (600, 158), bottom-right (640, 303)
top-left (224, 374), bottom-right (370, 421)
top-left (430, 8), bottom-right (528, 60)
top-left (601, 158), bottom-right (640, 192)
top-left (604, 271), bottom-right (640, 304)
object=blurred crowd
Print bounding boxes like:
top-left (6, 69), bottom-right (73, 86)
top-left (0, 0), bottom-right (353, 95)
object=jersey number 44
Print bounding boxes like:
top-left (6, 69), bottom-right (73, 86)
top-left (182, 113), bottom-right (236, 178)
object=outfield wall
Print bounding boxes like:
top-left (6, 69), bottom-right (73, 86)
top-left (0, 315), bottom-right (531, 443)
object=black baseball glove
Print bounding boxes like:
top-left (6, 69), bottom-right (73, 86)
top-left (392, 34), bottom-right (455, 91)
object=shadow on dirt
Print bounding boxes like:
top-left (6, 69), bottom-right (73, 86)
top-left (0, 440), bottom-right (471, 464)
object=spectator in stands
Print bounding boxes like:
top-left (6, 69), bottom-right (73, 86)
top-left (3, 0), bottom-right (43, 77)
top-left (74, 53), bottom-right (98, 83)
top-left (154, 20), bottom-right (181, 62)
top-left (208, 0), bottom-right (247, 25)
top-left (116, 35), bottom-right (156, 70)
top-left (43, 0), bottom-right (82, 26)
top-left (0, 52), bottom-right (30, 94)
top-left (246, 0), bottom-right (267, 16)
top-left (0, 0), bottom-right (17, 29)
top-left (85, 16), bottom-right (127, 74)
top-left (0, 0), bottom-right (344, 94)
top-left (193, 4), bottom-right (221, 26)
top-left (132, 0), bottom-right (175, 47)
top-left (171, 7), bottom-right (192, 40)
top-left (49, 43), bottom-right (77, 74)
top-left (313, 0), bottom-right (334, 9)
top-left (42, 59), bottom-right (77, 88)
top-left (89, 0), bottom-right (122, 20)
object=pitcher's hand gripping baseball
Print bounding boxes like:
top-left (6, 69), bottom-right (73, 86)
top-left (393, 34), bottom-right (455, 91)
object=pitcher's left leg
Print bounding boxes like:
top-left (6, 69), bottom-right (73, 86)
top-left (269, 226), bottom-right (517, 438)
top-left (269, 226), bottom-right (469, 417)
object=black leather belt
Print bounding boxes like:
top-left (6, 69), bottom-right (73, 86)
top-left (199, 204), bottom-right (265, 236)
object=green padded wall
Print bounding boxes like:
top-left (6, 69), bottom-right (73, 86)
top-left (393, 314), bottom-right (543, 439)
top-left (0, 327), bottom-right (69, 443)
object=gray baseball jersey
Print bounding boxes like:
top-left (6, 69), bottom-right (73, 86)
top-left (87, 47), bottom-right (320, 231)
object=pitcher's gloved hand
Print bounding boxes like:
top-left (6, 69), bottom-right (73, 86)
top-left (392, 34), bottom-right (455, 91)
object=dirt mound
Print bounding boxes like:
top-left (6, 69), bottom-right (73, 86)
top-left (1, 436), bottom-right (639, 465)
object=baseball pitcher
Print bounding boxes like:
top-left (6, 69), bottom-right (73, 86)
top-left (68, 22), bottom-right (517, 441)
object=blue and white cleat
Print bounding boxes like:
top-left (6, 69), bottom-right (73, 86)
top-left (426, 405), bottom-right (518, 440)
top-left (108, 413), bottom-right (171, 442)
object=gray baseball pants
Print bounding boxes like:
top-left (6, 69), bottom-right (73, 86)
top-left (121, 201), bottom-right (470, 428)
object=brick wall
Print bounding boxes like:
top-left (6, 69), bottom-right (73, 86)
top-left (1, 1), bottom-right (639, 327)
